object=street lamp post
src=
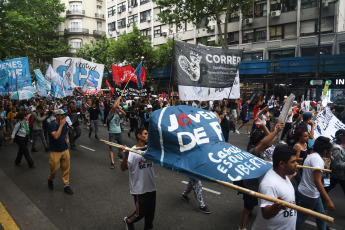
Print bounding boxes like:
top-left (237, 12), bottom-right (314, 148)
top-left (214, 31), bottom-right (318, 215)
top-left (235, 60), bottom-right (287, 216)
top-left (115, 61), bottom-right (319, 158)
top-left (316, 0), bottom-right (322, 101)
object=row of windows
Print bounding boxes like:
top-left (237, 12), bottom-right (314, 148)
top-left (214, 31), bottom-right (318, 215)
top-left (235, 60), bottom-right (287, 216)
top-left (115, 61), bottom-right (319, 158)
top-left (108, 10), bottom-right (151, 30)
top-left (107, 0), bottom-right (150, 17)
top-left (241, 44), bottom-right (337, 61)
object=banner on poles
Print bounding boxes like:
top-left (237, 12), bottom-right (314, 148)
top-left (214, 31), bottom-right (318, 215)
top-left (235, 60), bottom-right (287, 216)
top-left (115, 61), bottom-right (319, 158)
top-left (52, 57), bottom-right (104, 91)
top-left (0, 57), bottom-right (32, 93)
top-left (144, 105), bottom-right (271, 182)
top-left (314, 108), bottom-right (345, 140)
top-left (34, 69), bottom-right (49, 91)
top-left (178, 72), bottom-right (240, 101)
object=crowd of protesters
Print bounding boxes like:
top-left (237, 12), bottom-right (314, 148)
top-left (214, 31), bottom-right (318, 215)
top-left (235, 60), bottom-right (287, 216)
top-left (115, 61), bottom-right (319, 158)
top-left (0, 92), bottom-right (345, 230)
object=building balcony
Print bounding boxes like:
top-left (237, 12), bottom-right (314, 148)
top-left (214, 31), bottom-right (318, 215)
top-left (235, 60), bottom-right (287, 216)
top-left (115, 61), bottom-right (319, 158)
top-left (66, 10), bottom-right (85, 16)
top-left (95, 13), bottom-right (104, 19)
top-left (93, 30), bottom-right (106, 37)
top-left (64, 28), bottom-right (89, 35)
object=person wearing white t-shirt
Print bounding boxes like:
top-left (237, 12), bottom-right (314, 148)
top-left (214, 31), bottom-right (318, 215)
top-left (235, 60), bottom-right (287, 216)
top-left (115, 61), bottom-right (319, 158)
top-left (296, 136), bottom-right (334, 230)
top-left (252, 145), bottom-right (298, 230)
top-left (121, 127), bottom-right (156, 230)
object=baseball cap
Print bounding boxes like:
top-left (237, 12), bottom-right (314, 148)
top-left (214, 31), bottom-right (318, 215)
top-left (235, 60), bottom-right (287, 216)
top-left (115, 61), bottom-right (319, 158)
top-left (147, 104), bottom-right (153, 109)
top-left (303, 111), bottom-right (314, 120)
top-left (284, 96), bottom-right (288, 99)
top-left (55, 109), bottom-right (66, 115)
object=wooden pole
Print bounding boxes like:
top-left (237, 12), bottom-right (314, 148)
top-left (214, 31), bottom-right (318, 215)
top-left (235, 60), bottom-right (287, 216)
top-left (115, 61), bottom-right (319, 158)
top-left (297, 165), bottom-right (331, 173)
top-left (120, 75), bottom-right (132, 98)
top-left (100, 139), bottom-right (334, 223)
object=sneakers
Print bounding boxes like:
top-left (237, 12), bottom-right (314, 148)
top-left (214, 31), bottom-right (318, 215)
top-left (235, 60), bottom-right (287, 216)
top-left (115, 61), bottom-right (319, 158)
top-left (110, 162), bottom-right (115, 169)
top-left (279, 140), bottom-right (287, 145)
top-left (64, 186), bottom-right (74, 195)
top-left (235, 130), bottom-right (240, 134)
top-left (103, 124), bottom-right (107, 127)
top-left (238, 227), bottom-right (247, 230)
top-left (48, 179), bottom-right (54, 190)
top-left (95, 135), bottom-right (99, 140)
top-left (70, 146), bottom-right (77, 150)
top-left (199, 206), bottom-right (211, 214)
top-left (247, 132), bottom-right (250, 135)
top-left (124, 217), bottom-right (135, 230)
top-left (118, 154), bottom-right (123, 159)
top-left (181, 194), bottom-right (191, 203)
top-left (88, 132), bottom-right (91, 138)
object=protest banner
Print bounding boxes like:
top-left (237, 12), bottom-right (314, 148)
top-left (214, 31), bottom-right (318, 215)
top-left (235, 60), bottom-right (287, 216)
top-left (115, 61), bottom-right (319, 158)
top-left (33, 69), bottom-right (49, 91)
top-left (174, 40), bottom-right (242, 101)
top-left (112, 65), bottom-right (137, 86)
top-left (314, 108), bottom-right (345, 140)
top-left (0, 57), bottom-right (32, 93)
top-left (52, 57), bottom-right (104, 91)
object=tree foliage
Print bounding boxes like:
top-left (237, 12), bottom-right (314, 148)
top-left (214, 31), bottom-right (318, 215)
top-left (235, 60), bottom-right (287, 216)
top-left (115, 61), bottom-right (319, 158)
top-left (154, 0), bottom-right (252, 49)
top-left (0, 0), bottom-right (70, 67)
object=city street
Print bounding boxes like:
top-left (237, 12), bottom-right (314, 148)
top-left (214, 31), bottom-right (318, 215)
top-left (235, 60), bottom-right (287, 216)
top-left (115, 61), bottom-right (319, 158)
top-left (0, 121), bottom-right (344, 230)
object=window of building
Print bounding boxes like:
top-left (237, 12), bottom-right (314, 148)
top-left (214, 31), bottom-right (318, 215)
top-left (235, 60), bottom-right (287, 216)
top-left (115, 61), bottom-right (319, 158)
top-left (270, 25), bottom-right (283, 40)
top-left (301, 0), bottom-right (316, 9)
top-left (315, 17), bottom-right (334, 34)
top-left (70, 39), bottom-right (83, 49)
top-left (228, 11), bottom-right (240, 22)
top-left (227, 32), bottom-right (239, 45)
top-left (128, 14), bottom-right (138, 24)
top-left (270, 1), bottom-right (281, 11)
top-left (140, 10), bottom-right (151, 22)
top-left (141, 28), bottom-right (151, 37)
top-left (70, 20), bottom-right (82, 32)
top-left (282, 0), bottom-right (297, 12)
top-left (140, 0), bottom-right (150, 5)
top-left (256, 28), bottom-right (267, 41)
top-left (301, 45), bottom-right (332, 56)
top-left (269, 49), bottom-right (295, 59)
top-left (97, 22), bottom-right (102, 31)
top-left (340, 43), bottom-right (345, 54)
top-left (243, 52), bottom-right (263, 61)
top-left (242, 30), bottom-right (254, 43)
top-left (255, 2), bottom-right (267, 17)
top-left (117, 18), bottom-right (126, 29)
top-left (70, 2), bottom-right (82, 12)
top-left (128, 0), bottom-right (137, 7)
top-left (154, 26), bottom-right (161, 38)
top-left (108, 6), bottom-right (116, 17)
top-left (108, 22), bottom-right (116, 31)
top-left (246, 5), bottom-right (254, 17)
top-left (196, 17), bottom-right (207, 29)
top-left (118, 2), bottom-right (126, 13)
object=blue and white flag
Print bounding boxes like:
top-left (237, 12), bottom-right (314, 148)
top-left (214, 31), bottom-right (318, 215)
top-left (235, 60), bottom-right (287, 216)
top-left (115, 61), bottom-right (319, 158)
top-left (54, 72), bottom-right (64, 98)
top-left (44, 65), bottom-right (54, 90)
top-left (82, 71), bottom-right (97, 93)
top-left (34, 69), bottom-right (49, 91)
top-left (63, 60), bottom-right (75, 96)
top-left (144, 105), bottom-right (272, 182)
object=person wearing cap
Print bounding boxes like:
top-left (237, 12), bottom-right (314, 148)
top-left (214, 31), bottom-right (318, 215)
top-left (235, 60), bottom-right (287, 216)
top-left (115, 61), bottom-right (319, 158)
top-left (326, 129), bottom-right (345, 196)
top-left (143, 104), bottom-right (153, 129)
top-left (47, 109), bottom-right (73, 195)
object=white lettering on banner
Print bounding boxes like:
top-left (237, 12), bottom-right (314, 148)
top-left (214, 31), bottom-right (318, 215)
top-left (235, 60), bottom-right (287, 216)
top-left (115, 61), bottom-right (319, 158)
top-left (208, 145), bottom-right (268, 181)
top-left (177, 127), bottom-right (209, 152)
top-left (206, 54), bottom-right (241, 65)
top-left (168, 114), bottom-right (179, 131)
top-left (209, 122), bottom-right (223, 141)
top-left (313, 108), bottom-right (345, 140)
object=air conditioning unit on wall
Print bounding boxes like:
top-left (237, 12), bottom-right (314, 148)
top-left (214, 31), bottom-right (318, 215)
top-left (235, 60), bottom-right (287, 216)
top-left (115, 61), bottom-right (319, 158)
top-left (271, 10), bottom-right (281, 17)
top-left (245, 18), bottom-right (253, 25)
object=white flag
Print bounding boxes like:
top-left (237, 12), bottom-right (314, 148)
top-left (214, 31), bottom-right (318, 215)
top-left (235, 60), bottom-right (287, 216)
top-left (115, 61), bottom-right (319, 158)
top-left (63, 60), bottom-right (75, 96)
top-left (45, 65), bottom-right (54, 90)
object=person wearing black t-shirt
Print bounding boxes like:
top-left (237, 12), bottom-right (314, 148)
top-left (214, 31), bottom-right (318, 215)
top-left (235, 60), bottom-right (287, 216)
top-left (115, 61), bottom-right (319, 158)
top-left (88, 102), bottom-right (101, 139)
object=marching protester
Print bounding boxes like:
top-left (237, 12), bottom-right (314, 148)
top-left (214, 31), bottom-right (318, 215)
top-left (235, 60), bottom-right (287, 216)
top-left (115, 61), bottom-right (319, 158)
top-left (296, 136), bottom-right (334, 230)
top-left (326, 129), bottom-right (345, 196)
top-left (88, 101), bottom-right (100, 139)
top-left (68, 101), bottom-right (81, 150)
top-left (181, 178), bottom-right (211, 214)
top-left (10, 112), bottom-right (35, 168)
top-left (31, 105), bottom-right (49, 152)
top-left (107, 96), bottom-right (125, 168)
top-left (121, 127), bottom-right (156, 230)
top-left (251, 145), bottom-right (298, 230)
top-left (236, 99), bottom-right (250, 135)
top-left (293, 126), bottom-right (310, 184)
top-left (47, 109), bottom-right (73, 195)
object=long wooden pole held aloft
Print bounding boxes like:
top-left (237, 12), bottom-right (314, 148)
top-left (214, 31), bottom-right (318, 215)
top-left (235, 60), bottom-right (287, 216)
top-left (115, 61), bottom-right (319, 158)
top-left (100, 140), bottom-right (334, 223)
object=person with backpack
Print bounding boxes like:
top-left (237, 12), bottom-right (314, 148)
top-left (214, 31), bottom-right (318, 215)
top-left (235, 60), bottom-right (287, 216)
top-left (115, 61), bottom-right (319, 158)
top-left (31, 105), bottom-right (49, 152)
top-left (10, 112), bottom-right (35, 168)
top-left (107, 96), bottom-right (125, 169)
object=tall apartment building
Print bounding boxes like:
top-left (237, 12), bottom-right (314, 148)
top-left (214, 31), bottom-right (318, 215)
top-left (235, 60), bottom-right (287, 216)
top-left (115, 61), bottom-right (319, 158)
top-left (106, 0), bottom-right (345, 96)
top-left (59, 0), bottom-right (107, 53)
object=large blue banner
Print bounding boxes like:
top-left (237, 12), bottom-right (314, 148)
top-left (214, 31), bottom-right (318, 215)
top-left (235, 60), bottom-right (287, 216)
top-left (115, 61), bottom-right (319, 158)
top-left (0, 57), bottom-right (32, 93)
top-left (144, 105), bottom-right (272, 182)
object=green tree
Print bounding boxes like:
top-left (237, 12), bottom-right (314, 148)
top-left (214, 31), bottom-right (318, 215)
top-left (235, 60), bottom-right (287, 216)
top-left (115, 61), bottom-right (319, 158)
top-left (154, 0), bottom-right (252, 49)
top-left (0, 0), bottom-right (70, 68)
top-left (153, 37), bottom-right (173, 67)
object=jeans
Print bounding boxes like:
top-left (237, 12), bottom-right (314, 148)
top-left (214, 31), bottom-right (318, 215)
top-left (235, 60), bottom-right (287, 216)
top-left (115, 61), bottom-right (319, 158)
top-left (70, 126), bottom-right (81, 148)
top-left (89, 120), bottom-right (99, 137)
top-left (100, 109), bottom-right (104, 121)
top-left (32, 129), bottom-right (48, 150)
top-left (296, 191), bottom-right (326, 230)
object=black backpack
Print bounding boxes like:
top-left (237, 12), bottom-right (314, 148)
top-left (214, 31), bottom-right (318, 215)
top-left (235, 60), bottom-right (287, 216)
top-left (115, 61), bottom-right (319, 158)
top-left (286, 123), bottom-right (297, 147)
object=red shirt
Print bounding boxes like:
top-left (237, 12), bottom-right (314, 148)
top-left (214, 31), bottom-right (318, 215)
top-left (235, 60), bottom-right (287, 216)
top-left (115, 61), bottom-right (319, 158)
top-left (254, 105), bottom-right (260, 119)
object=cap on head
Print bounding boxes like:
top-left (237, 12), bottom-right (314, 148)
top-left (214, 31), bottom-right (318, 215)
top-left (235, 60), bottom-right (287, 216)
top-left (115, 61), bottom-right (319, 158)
top-left (303, 111), bottom-right (313, 120)
top-left (55, 109), bottom-right (66, 115)
top-left (147, 104), bottom-right (152, 109)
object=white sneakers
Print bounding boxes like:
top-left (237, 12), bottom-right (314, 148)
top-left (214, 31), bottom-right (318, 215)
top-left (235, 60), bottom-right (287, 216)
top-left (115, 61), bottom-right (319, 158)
top-left (235, 130), bottom-right (240, 134)
top-left (279, 140), bottom-right (287, 145)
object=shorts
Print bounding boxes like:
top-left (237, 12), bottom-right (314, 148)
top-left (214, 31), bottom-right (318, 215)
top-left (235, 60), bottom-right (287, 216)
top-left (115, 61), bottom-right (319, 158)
top-left (243, 193), bottom-right (258, 211)
top-left (109, 133), bottom-right (123, 151)
top-left (241, 117), bottom-right (249, 123)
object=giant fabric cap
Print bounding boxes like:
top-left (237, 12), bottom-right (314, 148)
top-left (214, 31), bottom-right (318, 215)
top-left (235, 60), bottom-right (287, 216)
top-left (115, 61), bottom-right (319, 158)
top-left (144, 105), bottom-right (272, 182)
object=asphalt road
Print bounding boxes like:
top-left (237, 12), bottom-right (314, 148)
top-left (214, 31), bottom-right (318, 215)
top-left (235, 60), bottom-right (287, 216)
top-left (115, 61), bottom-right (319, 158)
top-left (0, 120), bottom-right (344, 230)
